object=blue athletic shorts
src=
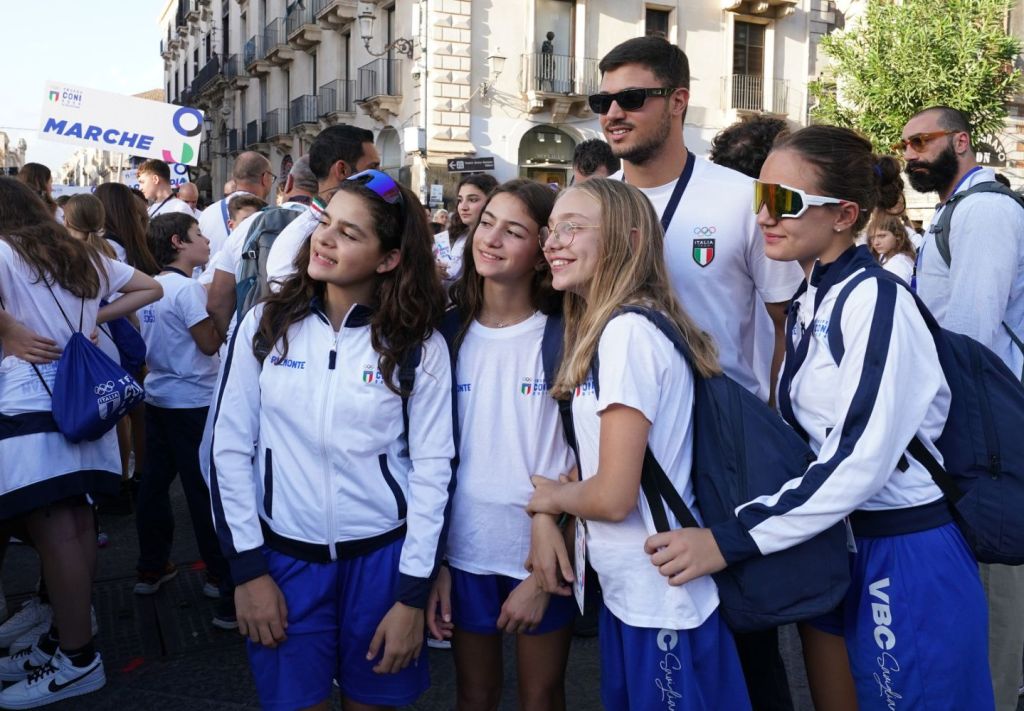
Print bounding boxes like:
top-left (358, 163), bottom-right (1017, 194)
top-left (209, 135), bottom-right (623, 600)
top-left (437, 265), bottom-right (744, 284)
top-left (449, 566), bottom-right (575, 636)
top-left (246, 539), bottom-right (429, 710)
top-left (599, 606), bottom-right (751, 711)
top-left (808, 522), bottom-right (993, 708)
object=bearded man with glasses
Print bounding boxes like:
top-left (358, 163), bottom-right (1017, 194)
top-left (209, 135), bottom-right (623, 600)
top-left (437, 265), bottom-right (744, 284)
top-left (587, 35), bottom-right (804, 711)
top-left (901, 105), bottom-right (1024, 711)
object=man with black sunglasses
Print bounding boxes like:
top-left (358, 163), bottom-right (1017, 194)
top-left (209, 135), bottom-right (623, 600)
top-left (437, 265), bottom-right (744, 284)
top-left (593, 35), bottom-right (803, 711)
top-left (901, 105), bottom-right (1024, 711)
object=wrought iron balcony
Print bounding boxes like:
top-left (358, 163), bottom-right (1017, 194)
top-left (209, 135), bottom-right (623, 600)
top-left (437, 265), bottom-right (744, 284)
top-left (244, 35), bottom-right (272, 75)
top-left (356, 59), bottom-right (402, 122)
top-left (264, 109), bottom-right (289, 142)
top-left (290, 95), bottom-right (319, 129)
top-left (357, 59), bottom-right (400, 100)
top-left (286, 3), bottom-right (321, 49)
top-left (725, 74), bottom-right (790, 114)
top-left (192, 55), bottom-right (222, 95)
top-left (264, 18), bottom-right (294, 65)
top-left (521, 53), bottom-right (599, 121)
top-left (245, 120), bottom-right (260, 148)
top-left (313, 0), bottom-right (358, 29)
top-left (318, 79), bottom-right (356, 117)
top-left (521, 52), bottom-right (599, 96)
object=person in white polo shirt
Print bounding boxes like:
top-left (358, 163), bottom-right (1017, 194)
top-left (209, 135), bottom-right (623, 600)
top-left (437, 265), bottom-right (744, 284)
top-left (138, 159), bottom-right (194, 219)
top-left (197, 151), bottom-right (274, 261)
top-left (592, 35), bottom-right (804, 710)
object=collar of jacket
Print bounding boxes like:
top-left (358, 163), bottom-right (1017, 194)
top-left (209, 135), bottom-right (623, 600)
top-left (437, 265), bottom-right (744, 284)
top-left (309, 296), bottom-right (374, 328)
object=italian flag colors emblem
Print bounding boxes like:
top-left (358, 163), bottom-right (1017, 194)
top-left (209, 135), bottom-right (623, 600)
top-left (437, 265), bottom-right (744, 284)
top-left (692, 238), bottom-right (715, 268)
top-left (521, 382), bottom-right (533, 396)
top-left (362, 370), bottom-right (375, 383)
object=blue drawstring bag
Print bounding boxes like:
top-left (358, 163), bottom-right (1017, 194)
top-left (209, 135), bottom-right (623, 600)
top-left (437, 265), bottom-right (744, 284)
top-left (99, 307), bottom-right (147, 374)
top-left (31, 287), bottom-right (145, 443)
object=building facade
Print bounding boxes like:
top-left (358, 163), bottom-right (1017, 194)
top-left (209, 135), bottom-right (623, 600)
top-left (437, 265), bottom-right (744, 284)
top-left (0, 133), bottom-right (27, 176)
top-left (160, 0), bottom-right (839, 205)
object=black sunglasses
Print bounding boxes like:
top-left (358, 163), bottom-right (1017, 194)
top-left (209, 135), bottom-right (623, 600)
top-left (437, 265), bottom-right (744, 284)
top-left (587, 87), bottom-right (678, 115)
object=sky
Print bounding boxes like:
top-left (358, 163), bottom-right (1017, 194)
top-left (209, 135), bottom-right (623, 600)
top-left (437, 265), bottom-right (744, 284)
top-left (0, 1), bottom-right (166, 175)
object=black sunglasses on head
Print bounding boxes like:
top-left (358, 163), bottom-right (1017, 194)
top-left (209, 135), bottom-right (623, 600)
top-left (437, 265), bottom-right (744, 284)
top-left (588, 87), bottom-right (678, 115)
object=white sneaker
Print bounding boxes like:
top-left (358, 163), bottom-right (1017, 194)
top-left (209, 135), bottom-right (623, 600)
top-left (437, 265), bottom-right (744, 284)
top-left (0, 645), bottom-right (52, 682)
top-left (8, 607), bottom-right (97, 655)
top-left (0, 601), bottom-right (50, 650)
top-left (0, 649), bottom-right (105, 709)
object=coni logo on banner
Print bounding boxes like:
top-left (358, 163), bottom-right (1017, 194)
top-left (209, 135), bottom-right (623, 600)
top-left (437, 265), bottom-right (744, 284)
top-left (163, 107), bottom-right (203, 164)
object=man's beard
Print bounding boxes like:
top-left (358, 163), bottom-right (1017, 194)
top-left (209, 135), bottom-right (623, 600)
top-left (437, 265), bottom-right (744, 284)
top-left (607, 108), bottom-right (673, 166)
top-left (905, 141), bottom-right (960, 194)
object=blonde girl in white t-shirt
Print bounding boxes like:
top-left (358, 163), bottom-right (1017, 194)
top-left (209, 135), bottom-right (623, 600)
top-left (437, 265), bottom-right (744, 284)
top-left (427, 179), bottom-right (576, 711)
top-left (526, 178), bottom-right (751, 711)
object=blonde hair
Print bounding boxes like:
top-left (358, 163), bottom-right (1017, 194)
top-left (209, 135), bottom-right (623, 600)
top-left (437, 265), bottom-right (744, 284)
top-left (64, 194), bottom-right (115, 259)
top-left (551, 179), bottom-right (720, 399)
top-left (867, 210), bottom-right (915, 261)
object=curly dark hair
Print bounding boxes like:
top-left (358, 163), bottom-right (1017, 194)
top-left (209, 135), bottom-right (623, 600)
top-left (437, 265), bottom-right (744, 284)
top-left (147, 212), bottom-right (199, 269)
top-left (255, 180), bottom-right (445, 396)
top-left (709, 116), bottom-right (790, 179)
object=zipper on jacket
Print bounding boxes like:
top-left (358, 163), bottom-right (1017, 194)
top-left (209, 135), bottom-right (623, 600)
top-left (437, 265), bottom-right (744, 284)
top-left (320, 327), bottom-right (344, 561)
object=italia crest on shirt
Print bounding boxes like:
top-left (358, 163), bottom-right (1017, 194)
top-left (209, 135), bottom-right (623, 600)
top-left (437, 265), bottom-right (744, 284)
top-left (692, 238), bottom-right (715, 267)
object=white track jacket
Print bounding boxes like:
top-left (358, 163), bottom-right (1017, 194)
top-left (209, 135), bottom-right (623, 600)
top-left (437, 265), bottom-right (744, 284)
top-left (210, 301), bottom-right (455, 607)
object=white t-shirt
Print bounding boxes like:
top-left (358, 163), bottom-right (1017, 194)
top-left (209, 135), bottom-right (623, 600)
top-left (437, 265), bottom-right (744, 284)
top-left (571, 313), bottom-right (719, 630)
top-left (0, 241), bottom-right (134, 413)
top-left (198, 191), bottom-right (254, 259)
top-left (0, 241), bottom-right (133, 491)
top-left (265, 205), bottom-right (322, 288)
top-left (139, 271), bottom-right (219, 408)
top-left (445, 314), bottom-right (575, 578)
top-left (447, 233), bottom-right (469, 283)
top-left (147, 196), bottom-right (194, 219)
top-left (880, 252), bottom-right (915, 283)
top-left (613, 159), bottom-right (803, 402)
top-left (207, 210), bottom-right (262, 281)
top-left (215, 200), bottom-right (311, 279)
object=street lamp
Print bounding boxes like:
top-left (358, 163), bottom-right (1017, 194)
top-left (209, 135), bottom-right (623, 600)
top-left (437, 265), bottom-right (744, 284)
top-left (357, 2), bottom-right (414, 59)
top-left (479, 53), bottom-right (507, 97)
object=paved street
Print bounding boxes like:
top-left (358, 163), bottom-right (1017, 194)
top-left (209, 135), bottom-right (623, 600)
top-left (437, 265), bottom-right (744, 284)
top-left (1, 480), bottom-right (818, 710)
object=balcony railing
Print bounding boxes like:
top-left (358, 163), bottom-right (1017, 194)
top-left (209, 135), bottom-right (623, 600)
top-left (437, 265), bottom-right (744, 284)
top-left (265, 18), bottom-right (287, 51)
top-left (727, 74), bottom-right (790, 114)
top-left (264, 109), bottom-right (288, 140)
top-left (521, 53), bottom-right (599, 95)
top-left (245, 120), bottom-right (259, 147)
top-left (312, 0), bottom-right (358, 27)
top-left (226, 128), bottom-right (239, 153)
top-left (244, 35), bottom-right (266, 67)
top-left (357, 59), bottom-right (400, 100)
top-left (318, 79), bottom-right (356, 115)
top-left (286, 2), bottom-right (316, 36)
top-left (223, 54), bottom-right (240, 79)
top-left (193, 55), bottom-right (221, 94)
top-left (289, 95), bottom-right (319, 129)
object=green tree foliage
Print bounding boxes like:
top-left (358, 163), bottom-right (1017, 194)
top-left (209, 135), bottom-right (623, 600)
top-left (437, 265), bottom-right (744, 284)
top-left (810, 0), bottom-right (1022, 151)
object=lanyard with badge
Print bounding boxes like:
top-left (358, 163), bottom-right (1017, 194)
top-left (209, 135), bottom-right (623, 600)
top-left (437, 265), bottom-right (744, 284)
top-left (622, 151), bottom-right (696, 232)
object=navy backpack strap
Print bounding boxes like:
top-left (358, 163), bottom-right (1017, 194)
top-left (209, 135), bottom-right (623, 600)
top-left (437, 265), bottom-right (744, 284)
top-left (597, 306), bottom-right (703, 531)
top-left (541, 312), bottom-right (578, 459)
top-left (437, 308), bottom-right (464, 456)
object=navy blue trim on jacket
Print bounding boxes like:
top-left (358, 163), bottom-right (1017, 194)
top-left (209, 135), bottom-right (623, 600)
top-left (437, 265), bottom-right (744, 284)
top-left (734, 248), bottom-right (898, 537)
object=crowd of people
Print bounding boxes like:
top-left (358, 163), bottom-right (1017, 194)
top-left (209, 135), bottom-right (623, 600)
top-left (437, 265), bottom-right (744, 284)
top-left (0, 33), bottom-right (1022, 711)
